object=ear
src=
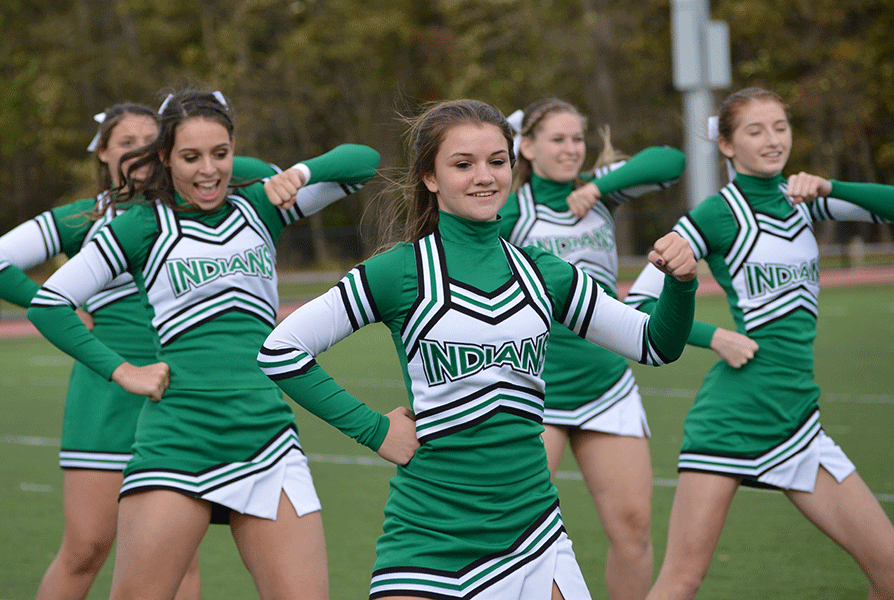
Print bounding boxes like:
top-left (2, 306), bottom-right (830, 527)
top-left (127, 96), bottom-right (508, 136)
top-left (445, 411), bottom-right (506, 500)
top-left (160, 148), bottom-right (169, 167)
top-left (230, 136), bottom-right (236, 153)
top-left (519, 136), bottom-right (535, 162)
top-left (717, 137), bottom-right (735, 160)
top-left (422, 172), bottom-right (438, 194)
top-left (96, 147), bottom-right (109, 165)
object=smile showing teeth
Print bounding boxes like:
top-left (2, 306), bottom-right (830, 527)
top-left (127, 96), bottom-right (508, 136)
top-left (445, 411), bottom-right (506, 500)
top-left (194, 180), bottom-right (220, 202)
top-left (471, 191), bottom-right (494, 197)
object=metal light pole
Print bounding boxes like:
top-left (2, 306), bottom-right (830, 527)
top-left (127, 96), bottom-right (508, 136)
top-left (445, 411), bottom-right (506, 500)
top-left (670, 0), bottom-right (731, 208)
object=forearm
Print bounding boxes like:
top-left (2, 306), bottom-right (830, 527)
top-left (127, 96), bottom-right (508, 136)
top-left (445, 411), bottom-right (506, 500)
top-left (298, 144), bottom-right (381, 187)
top-left (593, 146), bottom-right (685, 198)
top-left (27, 303), bottom-right (125, 379)
top-left (631, 296), bottom-right (715, 348)
top-left (0, 263), bottom-right (41, 307)
top-left (643, 275), bottom-right (698, 361)
top-left (272, 364), bottom-right (389, 450)
top-left (258, 282), bottom-right (389, 449)
top-left (26, 240), bottom-right (127, 378)
top-left (828, 180), bottom-right (894, 221)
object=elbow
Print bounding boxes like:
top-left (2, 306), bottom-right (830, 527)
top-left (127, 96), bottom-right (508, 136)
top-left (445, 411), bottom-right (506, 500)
top-left (26, 303), bottom-right (41, 326)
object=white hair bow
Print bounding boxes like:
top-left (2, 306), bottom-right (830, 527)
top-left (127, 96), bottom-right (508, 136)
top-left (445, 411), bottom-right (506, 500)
top-left (212, 90), bottom-right (228, 108)
top-left (86, 112), bottom-right (106, 152)
top-left (158, 94), bottom-right (174, 114)
top-left (708, 116), bottom-right (737, 183)
top-left (158, 91), bottom-right (228, 115)
top-left (507, 109), bottom-right (524, 159)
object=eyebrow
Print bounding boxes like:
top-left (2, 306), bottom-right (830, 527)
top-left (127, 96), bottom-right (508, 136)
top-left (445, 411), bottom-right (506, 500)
top-left (446, 149), bottom-right (508, 159)
top-left (177, 143), bottom-right (231, 154)
top-left (745, 118), bottom-right (788, 128)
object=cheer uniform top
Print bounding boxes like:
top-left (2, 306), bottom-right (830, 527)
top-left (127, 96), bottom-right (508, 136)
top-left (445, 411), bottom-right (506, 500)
top-left (259, 210), bottom-right (697, 598)
top-left (27, 145), bottom-right (380, 503)
top-left (0, 157), bottom-right (283, 469)
top-left (498, 146), bottom-right (684, 425)
top-left (626, 173), bottom-right (894, 484)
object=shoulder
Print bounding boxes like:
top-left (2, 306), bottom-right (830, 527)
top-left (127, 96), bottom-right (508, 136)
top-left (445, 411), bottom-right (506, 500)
top-left (107, 201), bottom-right (160, 235)
top-left (363, 241), bottom-right (415, 276)
top-left (688, 192), bottom-right (732, 224)
top-left (232, 156), bottom-right (280, 182)
top-left (227, 183), bottom-right (274, 217)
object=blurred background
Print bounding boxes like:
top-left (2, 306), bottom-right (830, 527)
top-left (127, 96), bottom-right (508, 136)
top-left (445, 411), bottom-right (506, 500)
top-left (2, 0), bottom-right (892, 271)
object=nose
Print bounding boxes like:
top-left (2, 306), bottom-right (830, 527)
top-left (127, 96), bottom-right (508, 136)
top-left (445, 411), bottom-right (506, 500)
top-left (198, 155), bottom-right (216, 174)
top-left (474, 162), bottom-right (495, 184)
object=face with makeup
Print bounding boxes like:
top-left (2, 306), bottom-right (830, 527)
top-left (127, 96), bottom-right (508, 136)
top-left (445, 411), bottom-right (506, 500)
top-left (166, 117), bottom-right (235, 212)
top-left (422, 122), bottom-right (513, 222)
top-left (718, 98), bottom-right (791, 178)
top-left (519, 110), bottom-right (586, 183)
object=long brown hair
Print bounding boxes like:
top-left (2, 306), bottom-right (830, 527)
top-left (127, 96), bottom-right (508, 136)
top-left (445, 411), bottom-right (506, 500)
top-left (374, 99), bottom-right (515, 254)
top-left (116, 89), bottom-right (236, 213)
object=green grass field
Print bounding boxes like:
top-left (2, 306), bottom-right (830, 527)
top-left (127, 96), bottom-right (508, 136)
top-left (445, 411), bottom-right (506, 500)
top-left (2, 282), bottom-right (893, 599)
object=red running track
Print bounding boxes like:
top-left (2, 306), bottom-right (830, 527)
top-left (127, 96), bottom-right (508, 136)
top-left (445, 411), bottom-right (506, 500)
top-left (3, 265), bottom-right (894, 340)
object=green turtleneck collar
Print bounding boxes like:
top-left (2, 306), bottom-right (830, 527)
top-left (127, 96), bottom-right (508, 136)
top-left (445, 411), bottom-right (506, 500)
top-left (437, 210), bottom-right (503, 248)
top-left (173, 192), bottom-right (234, 223)
top-left (528, 173), bottom-right (576, 211)
top-left (731, 172), bottom-right (793, 215)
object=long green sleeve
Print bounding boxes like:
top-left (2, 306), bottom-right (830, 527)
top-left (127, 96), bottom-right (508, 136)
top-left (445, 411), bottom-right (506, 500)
top-left (590, 146), bottom-right (685, 196)
top-left (829, 180), bottom-right (894, 220)
top-left (300, 144), bottom-right (381, 186)
top-left (635, 295), bottom-right (717, 348)
top-left (0, 265), bottom-right (41, 307)
top-left (644, 275), bottom-right (698, 360)
top-left (27, 304), bottom-right (126, 379)
top-left (275, 363), bottom-right (390, 451)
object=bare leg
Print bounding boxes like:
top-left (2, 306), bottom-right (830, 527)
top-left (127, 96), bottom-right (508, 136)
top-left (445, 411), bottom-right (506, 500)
top-left (109, 491), bottom-right (211, 600)
top-left (646, 472), bottom-right (739, 600)
top-left (36, 469), bottom-right (122, 600)
top-left (571, 431), bottom-right (653, 600)
top-left (230, 491), bottom-right (328, 600)
top-left (172, 551), bottom-right (201, 600)
top-left (542, 424), bottom-right (570, 477)
top-left (552, 580), bottom-right (566, 599)
top-left (785, 468), bottom-right (894, 600)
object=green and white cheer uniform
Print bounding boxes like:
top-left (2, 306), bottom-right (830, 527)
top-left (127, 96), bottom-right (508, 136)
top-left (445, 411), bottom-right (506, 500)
top-left (499, 146), bottom-right (684, 434)
top-left (626, 173), bottom-right (894, 489)
top-left (28, 145), bottom-right (379, 517)
top-left (1, 156), bottom-right (340, 471)
top-left (1, 193), bottom-right (158, 470)
top-left (259, 210), bottom-right (696, 598)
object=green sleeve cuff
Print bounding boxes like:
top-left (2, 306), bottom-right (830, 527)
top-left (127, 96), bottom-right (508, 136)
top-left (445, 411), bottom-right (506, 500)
top-left (688, 320), bottom-right (718, 348)
top-left (0, 265), bottom-right (41, 307)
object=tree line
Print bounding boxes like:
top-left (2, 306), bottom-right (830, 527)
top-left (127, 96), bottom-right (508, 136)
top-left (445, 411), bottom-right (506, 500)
top-left (2, 0), bottom-right (891, 266)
